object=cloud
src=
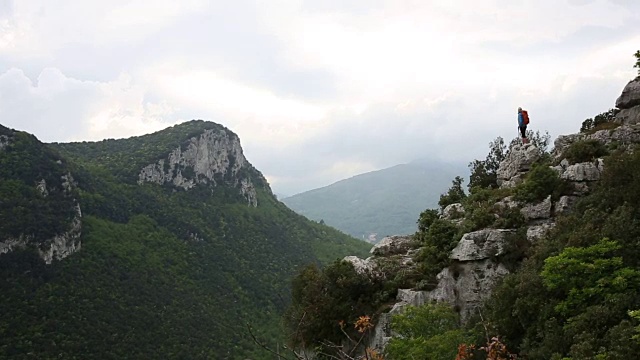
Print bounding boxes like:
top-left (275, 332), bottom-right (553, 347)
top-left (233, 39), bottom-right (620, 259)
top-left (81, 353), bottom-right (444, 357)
top-left (0, 68), bottom-right (174, 142)
top-left (0, 0), bottom-right (639, 195)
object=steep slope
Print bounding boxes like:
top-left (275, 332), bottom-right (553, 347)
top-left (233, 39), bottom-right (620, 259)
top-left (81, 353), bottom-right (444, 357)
top-left (282, 161), bottom-right (464, 241)
top-left (0, 120), bottom-right (369, 360)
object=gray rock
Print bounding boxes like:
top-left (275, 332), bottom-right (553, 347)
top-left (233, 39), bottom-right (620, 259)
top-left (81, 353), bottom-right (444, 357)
top-left (499, 173), bottom-right (525, 189)
top-left (494, 196), bottom-right (518, 210)
top-left (561, 160), bottom-right (604, 182)
top-left (39, 204), bottom-right (82, 264)
top-left (426, 260), bottom-right (509, 322)
top-left (497, 144), bottom-right (541, 186)
top-left (527, 222), bottom-right (555, 243)
top-left (450, 229), bottom-right (515, 261)
top-left (571, 182), bottom-right (591, 195)
top-left (138, 129), bottom-right (259, 206)
top-left (36, 179), bottom-right (48, 197)
top-left (553, 134), bottom-right (581, 160)
top-left (442, 203), bottom-right (465, 220)
top-left (370, 235), bottom-right (414, 256)
top-left (556, 196), bottom-right (578, 215)
top-left (615, 106), bottom-right (640, 125)
top-left (520, 195), bottom-right (552, 221)
top-left (615, 77), bottom-right (640, 109)
top-left (0, 135), bottom-right (9, 150)
top-left (343, 255), bottom-right (376, 274)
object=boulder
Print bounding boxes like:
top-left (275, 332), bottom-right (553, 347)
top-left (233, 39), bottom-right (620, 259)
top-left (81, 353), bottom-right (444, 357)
top-left (370, 235), bottom-right (415, 256)
top-left (520, 195), bottom-right (552, 221)
top-left (615, 77), bottom-right (640, 109)
top-left (615, 106), bottom-right (640, 125)
top-left (343, 256), bottom-right (375, 274)
top-left (527, 222), bottom-right (555, 243)
top-left (497, 144), bottom-right (541, 186)
top-left (553, 134), bottom-right (581, 160)
top-left (556, 195), bottom-right (578, 215)
top-left (442, 203), bottom-right (465, 220)
top-left (561, 160), bottom-right (604, 182)
top-left (494, 196), bottom-right (518, 210)
top-left (450, 229), bottom-right (515, 261)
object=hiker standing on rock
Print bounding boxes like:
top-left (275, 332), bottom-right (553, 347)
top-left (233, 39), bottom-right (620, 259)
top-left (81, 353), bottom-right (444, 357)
top-left (518, 107), bottom-right (530, 144)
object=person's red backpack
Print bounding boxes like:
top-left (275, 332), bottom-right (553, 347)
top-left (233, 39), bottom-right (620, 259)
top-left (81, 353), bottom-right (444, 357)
top-left (522, 110), bottom-right (530, 125)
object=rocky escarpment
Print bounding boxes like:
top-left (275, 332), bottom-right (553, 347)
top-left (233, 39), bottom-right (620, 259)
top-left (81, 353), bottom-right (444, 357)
top-left (137, 128), bottom-right (259, 206)
top-left (615, 76), bottom-right (640, 124)
top-left (0, 126), bottom-right (82, 264)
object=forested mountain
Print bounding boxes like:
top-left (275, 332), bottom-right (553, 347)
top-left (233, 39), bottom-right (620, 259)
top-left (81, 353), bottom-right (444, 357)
top-left (0, 120), bottom-right (370, 359)
top-left (282, 161), bottom-right (463, 242)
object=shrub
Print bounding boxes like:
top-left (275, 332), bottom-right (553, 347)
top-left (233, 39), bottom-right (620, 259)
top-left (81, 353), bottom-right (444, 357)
top-left (439, 176), bottom-right (467, 210)
top-left (513, 163), bottom-right (565, 203)
top-left (580, 109), bottom-right (620, 134)
top-left (562, 139), bottom-right (608, 164)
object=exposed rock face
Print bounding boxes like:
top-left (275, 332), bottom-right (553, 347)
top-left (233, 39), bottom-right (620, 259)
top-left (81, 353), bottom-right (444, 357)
top-left (556, 195), bottom-right (578, 215)
top-left (426, 260), bottom-right (509, 322)
top-left (497, 144), bottom-right (541, 187)
top-left (138, 129), bottom-right (259, 206)
top-left (616, 106), bottom-right (640, 125)
top-left (521, 196), bottom-right (552, 221)
top-left (615, 77), bottom-right (640, 109)
top-left (370, 235), bottom-right (415, 256)
top-left (39, 204), bottom-right (82, 264)
top-left (527, 222), bottom-right (555, 243)
top-left (344, 255), bottom-right (376, 274)
top-left (450, 229), bottom-right (514, 261)
top-left (0, 173), bottom-right (83, 264)
top-left (442, 203), bottom-right (465, 220)
top-left (560, 160), bottom-right (604, 182)
top-left (0, 134), bottom-right (9, 150)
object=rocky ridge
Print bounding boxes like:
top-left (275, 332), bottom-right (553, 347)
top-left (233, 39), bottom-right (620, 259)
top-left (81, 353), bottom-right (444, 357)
top-left (344, 77), bottom-right (640, 353)
top-left (137, 128), bottom-right (259, 206)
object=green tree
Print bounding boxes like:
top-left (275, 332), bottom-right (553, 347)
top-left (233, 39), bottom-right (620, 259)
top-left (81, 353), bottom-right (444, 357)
top-left (468, 137), bottom-right (507, 191)
top-left (386, 303), bottom-right (471, 360)
top-left (541, 239), bottom-right (640, 317)
top-left (634, 50), bottom-right (640, 75)
top-left (439, 176), bottom-right (467, 210)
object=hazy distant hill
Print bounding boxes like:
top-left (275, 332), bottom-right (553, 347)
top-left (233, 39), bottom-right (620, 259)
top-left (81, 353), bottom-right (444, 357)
top-left (282, 161), bottom-right (465, 242)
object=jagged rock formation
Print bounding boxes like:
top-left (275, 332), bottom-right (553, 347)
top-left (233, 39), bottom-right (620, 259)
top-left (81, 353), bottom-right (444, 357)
top-left (497, 144), bottom-right (542, 188)
top-left (615, 77), bottom-right (640, 124)
top-left (138, 128), bottom-right (259, 206)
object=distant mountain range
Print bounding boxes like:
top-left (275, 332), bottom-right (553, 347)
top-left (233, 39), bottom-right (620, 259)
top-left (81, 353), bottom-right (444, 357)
top-left (282, 160), bottom-right (466, 242)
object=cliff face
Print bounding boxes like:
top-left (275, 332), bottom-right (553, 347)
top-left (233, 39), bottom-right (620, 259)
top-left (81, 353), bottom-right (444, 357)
top-left (0, 126), bottom-right (82, 264)
top-left (137, 128), bottom-right (259, 206)
top-left (349, 77), bottom-right (640, 353)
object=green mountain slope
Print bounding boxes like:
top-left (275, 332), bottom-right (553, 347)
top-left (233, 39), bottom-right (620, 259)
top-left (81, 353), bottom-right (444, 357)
top-left (0, 121), bottom-right (369, 359)
top-left (282, 162), bottom-right (464, 241)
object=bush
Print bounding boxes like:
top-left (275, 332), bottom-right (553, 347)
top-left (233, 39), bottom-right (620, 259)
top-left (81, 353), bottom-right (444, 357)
top-left (562, 139), bottom-right (609, 164)
top-left (580, 109), bottom-right (620, 134)
top-left (439, 176), bottom-right (467, 210)
top-left (513, 163), bottom-right (566, 203)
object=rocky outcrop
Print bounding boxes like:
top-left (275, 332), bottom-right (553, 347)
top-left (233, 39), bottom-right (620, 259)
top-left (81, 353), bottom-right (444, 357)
top-left (0, 134), bottom-right (9, 150)
top-left (344, 255), bottom-right (376, 274)
top-left (615, 77), bottom-right (640, 110)
top-left (450, 229), bottom-right (514, 261)
top-left (497, 144), bottom-right (541, 187)
top-left (442, 203), bottom-right (465, 220)
top-left (38, 204), bottom-right (82, 264)
top-left (138, 129), bottom-right (259, 206)
top-left (520, 196), bottom-right (552, 221)
top-left (370, 235), bottom-right (415, 256)
top-left (556, 195), bottom-right (578, 215)
top-left (527, 222), bottom-right (555, 243)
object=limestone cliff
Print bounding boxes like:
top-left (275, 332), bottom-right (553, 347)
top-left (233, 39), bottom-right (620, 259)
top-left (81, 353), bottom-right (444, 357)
top-left (137, 127), bottom-right (260, 206)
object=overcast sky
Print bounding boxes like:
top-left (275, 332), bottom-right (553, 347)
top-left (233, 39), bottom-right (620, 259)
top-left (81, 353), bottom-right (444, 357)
top-left (1, 0), bottom-right (639, 195)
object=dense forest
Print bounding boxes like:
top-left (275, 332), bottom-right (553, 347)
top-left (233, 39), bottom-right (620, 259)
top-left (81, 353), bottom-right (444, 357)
top-left (0, 121), bottom-right (370, 359)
